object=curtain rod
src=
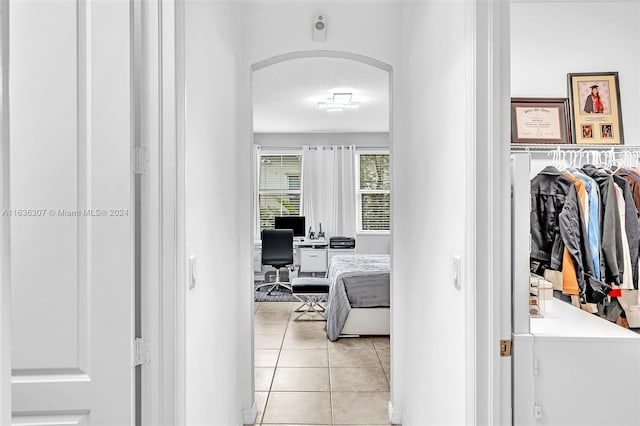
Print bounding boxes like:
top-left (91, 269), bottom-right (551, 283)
top-left (511, 144), bottom-right (640, 152)
top-left (257, 145), bottom-right (389, 151)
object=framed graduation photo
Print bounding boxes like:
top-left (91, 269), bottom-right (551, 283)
top-left (510, 98), bottom-right (571, 144)
top-left (568, 72), bottom-right (624, 145)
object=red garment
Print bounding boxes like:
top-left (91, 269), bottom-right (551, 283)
top-left (592, 95), bottom-right (604, 113)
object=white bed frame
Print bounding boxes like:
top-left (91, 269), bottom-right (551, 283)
top-left (339, 307), bottom-right (390, 337)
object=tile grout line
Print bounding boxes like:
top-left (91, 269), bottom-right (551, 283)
top-left (328, 334), bottom-right (334, 426)
top-left (257, 304), bottom-right (293, 425)
top-left (373, 343), bottom-right (391, 389)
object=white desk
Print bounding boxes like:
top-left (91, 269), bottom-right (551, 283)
top-left (253, 238), bottom-right (355, 274)
top-left (293, 238), bottom-right (327, 247)
top-left (294, 239), bottom-right (328, 273)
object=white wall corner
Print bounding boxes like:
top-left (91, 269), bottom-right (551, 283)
top-left (388, 400), bottom-right (403, 425)
top-left (241, 401), bottom-right (257, 426)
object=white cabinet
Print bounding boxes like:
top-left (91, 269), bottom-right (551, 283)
top-left (513, 300), bottom-right (640, 426)
top-left (299, 248), bottom-right (327, 273)
top-left (253, 242), bottom-right (262, 272)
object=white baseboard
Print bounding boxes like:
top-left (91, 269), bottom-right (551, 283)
top-left (388, 400), bottom-right (403, 425)
top-left (240, 401), bottom-right (257, 426)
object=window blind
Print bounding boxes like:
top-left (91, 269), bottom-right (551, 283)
top-left (258, 154), bottom-right (302, 230)
top-left (357, 153), bottom-right (390, 232)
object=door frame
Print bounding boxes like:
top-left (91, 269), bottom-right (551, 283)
top-left (0, 0), bottom-right (11, 424)
top-left (467, 1), bottom-right (512, 424)
top-left (138, 0), bottom-right (186, 424)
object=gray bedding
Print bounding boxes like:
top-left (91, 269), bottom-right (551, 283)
top-left (325, 254), bottom-right (390, 341)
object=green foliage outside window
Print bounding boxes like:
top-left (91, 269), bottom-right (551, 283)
top-left (358, 154), bottom-right (390, 232)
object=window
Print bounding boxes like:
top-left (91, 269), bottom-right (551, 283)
top-left (258, 154), bottom-right (302, 231)
top-left (356, 152), bottom-right (390, 232)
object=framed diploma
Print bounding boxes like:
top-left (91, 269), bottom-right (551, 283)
top-left (510, 98), bottom-right (571, 144)
top-left (568, 72), bottom-right (624, 145)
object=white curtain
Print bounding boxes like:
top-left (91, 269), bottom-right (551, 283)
top-left (302, 145), bottom-right (356, 238)
top-left (332, 146), bottom-right (356, 237)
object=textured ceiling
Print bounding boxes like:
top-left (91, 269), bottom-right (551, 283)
top-left (253, 57), bottom-right (390, 133)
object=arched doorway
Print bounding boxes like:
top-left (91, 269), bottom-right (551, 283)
top-left (250, 51), bottom-right (394, 425)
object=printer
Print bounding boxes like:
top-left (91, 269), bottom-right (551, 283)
top-left (329, 236), bottom-right (356, 249)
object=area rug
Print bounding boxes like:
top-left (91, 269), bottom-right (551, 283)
top-left (254, 279), bottom-right (328, 303)
top-left (254, 280), bottom-right (298, 302)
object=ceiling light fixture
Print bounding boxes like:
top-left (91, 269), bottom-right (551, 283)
top-left (317, 92), bottom-right (360, 112)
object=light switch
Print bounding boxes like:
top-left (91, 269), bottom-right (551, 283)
top-left (189, 255), bottom-right (197, 290)
top-left (452, 255), bottom-right (462, 290)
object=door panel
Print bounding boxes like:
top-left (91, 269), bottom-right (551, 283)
top-left (10, 1), bottom-right (134, 424)
top-left (10, 0), bottom-right (81, 372)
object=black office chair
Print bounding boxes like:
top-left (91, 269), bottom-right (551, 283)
top-left (256, 229), bottom-right (294, 295)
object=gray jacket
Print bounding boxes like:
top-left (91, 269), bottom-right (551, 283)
top-left (582, 165), bottom-right (624, 286)
top-left (613, 175), bottom-right (640, 289)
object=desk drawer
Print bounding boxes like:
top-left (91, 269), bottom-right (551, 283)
top-left (299, 248), bottom-right (327, 272)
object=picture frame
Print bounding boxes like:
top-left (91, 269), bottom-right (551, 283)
top-left (567, 72), bottom-right (624, 145)
top-left (510, 98), bottom-right (571, 144)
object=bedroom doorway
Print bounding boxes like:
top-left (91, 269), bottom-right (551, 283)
top-left (250, 51), bottom-right (393, 425)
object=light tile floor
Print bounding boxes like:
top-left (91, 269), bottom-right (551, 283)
top-left (249, 301), bottom-right (394, 426)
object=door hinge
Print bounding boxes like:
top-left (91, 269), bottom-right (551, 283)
top-left (133, 146), bottom-right (149, 174)
top-left (500, 339), bottom-right (512, 357)
top-left (134, 337), bottom-right (150, 366)
top-left (534, 405), bottom-right (542, 420)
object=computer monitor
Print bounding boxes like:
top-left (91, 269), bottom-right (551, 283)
top-left (274, 216), bottom-right (306, 238)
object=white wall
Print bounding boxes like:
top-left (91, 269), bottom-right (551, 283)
top-left (392, 2), bottom-right (468, 424)
top-left (242, 2), bottom-right (399, 67)
top-left (356, 234), bottom-right (390, 255)
top-left (511, 1), bottom-right (640, 145)
top-left (184, 2), bottom-right (252, 425)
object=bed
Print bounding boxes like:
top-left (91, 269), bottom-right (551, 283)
top-left (324, 254), bottom-right (390, 341)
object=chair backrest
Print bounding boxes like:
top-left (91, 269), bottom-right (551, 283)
top-left (261, 229), bottom-right (294, 268)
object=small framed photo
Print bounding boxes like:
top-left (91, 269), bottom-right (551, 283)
top-left (510, 98), bottom-right (571, 144)
top-left (568, 72), bottom-right (624, 144)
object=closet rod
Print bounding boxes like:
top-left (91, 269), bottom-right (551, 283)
top-left (511, 144), bottom-right (640, 153)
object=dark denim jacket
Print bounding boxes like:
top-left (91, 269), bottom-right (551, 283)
top-left (530, 166), bottom-right (575, 274)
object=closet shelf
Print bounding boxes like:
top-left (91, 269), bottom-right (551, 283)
top-left (530, 299), bottom-right (640, 341)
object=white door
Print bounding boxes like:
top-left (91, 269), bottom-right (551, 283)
top-left (9, 1), bottom-right (135, 424)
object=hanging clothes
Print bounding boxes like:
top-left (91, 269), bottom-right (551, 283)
top-left (617, 169), bottom-right (640, 214)
top-left (572, 170), bottom-right (601, 281)
top-left (562, 171), bottom-right (588, 296)
top-left (530, 166), bottom-right (609, 303)
top-left (530, 166), bottom-right (577, 275)
top-left (614, 170), bottom-right (640, 289)
top-left (612, 174), bottom-right (640, 289)
top-left (612, 183), bottom-right (633, 290)
top-left (581, 165), bottom-right (624, 287)
top-left (529, 158), bottom-right (640, 326)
